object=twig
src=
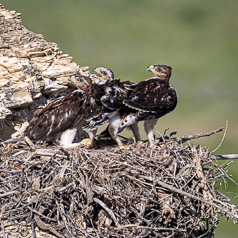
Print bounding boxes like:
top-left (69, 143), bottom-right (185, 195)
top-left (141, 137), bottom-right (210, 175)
top-left (75, 227), bottom-right (96, 238)
top-left (4, 138), bottom-right (24, 143)
top-left (35, 149), bottom-right (62, 157)
top-left (156, 180), bottom-right (238, 220)
top-left (23, 136), bottom-right (36, 151)
top-left (1, 221), bottom-right (5, 238)
top-left (0, 191), bottom-right (19, 198)
top-left (31, 220), bottom-right (36, 238)
top-left (211, 154), bottom-right (238, 160)
top-left (93, 198), bottom-right (119, 227)
top-left (56, 182), bottom-right (74, 192)
top-left (12, 150), bottom-right (26, 157)
top-left (34, 215), bottom-right (65, 238)
top-left (113, 160), bottom-right (150, 175)
top-left (27, 206), bottom-right (56, 222)
top-left (211, 121), bottom-right (228, 153)
top-left (211, 162), bottom-right (238, 186)
top-left (179, 127), bottom-right (224, 143)
top-left (38, 151), bottom-right (59, 175)
top-left (117, 224), bottom-right (186, 231)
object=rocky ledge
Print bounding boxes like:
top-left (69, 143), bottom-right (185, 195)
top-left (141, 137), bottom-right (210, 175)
top-left (0, 4), bottom-right (89, 140)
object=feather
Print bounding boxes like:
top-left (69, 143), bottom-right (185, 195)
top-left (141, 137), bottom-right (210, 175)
top-left (123, 78), bottom-right (177, 121)
top-left (24, 90), bottom-right (85, 140)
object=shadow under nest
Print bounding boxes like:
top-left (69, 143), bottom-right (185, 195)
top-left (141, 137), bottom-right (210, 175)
top-left (0, 129), bottom-right (237, 238)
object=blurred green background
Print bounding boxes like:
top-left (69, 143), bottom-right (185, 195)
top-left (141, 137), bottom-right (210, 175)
top-left (1, 0), bottom-right (237, 236)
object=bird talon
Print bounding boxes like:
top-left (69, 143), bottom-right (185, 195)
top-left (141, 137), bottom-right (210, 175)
top-left (81, 138), bottom-right (93, 148)
top-left (133, 141), bottom-right (144, 147)
top-left (119, 145), bottom-right (129, 150)
top-left (149, 143), bottom-right (155, 148)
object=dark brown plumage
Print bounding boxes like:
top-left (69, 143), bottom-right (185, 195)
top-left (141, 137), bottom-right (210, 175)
top-left (123, 66), bottom-right (177, 122)
top-left (24, 65), bottom-right (177, 149)
top-left (24, 90), bottom-right (86, 140)
top-left (23, 75), bottom-right (92, 148)
top-left (93, 68), bottom-right (142, 147)
top-left (112, 64), bottom-right (177, 147)
top-left (24, 68), bottom-right (132, 148)
top-left (85, 68), bottom-right (141, 147)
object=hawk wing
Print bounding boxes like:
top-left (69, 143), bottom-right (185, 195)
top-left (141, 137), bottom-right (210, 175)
top-left (24, 90), bottom-right (85, 140)
top-left (100, 79), bottom-right (134, 110)
top-left (123, 78), bottom-right (177, 121)
top-left (82, 81), bottom-right (122, 130)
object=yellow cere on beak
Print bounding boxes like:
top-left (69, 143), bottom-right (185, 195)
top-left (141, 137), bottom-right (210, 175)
top-left (93, 68), bottom-right (102, 77)
top-left (93, 68), bottom-right (99, 74)
top-left (146, 65), bottom-right (153, 71)
top-left (69, 75), bottom-right (80, 86)
top-left (149, 65), bottom-right (158, 75)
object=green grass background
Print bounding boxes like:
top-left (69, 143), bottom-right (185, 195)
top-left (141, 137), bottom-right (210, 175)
top-left (1, 0), bottom-right (237, 236)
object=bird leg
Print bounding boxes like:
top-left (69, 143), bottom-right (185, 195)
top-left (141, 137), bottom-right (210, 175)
top-left (144, 118), bottom-right (158, 147)
top-left (129, 122), bottom-right (141, 145)
top-left (108, 125), bottom-right (124, 148)
top-left (108, 113), bottom-right (126, 149)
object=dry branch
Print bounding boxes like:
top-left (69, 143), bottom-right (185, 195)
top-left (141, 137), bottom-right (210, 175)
top-left (212, 154), bottom-right (238, 160)
top-left (179, 127), bottom-right (224, 143)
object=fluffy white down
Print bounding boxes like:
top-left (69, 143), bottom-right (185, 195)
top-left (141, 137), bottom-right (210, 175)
top-left (60, 128), bottom-right (78, 148)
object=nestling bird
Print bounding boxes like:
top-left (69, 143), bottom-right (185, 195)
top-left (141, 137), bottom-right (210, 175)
top-left (24, 65), bottom-right (177, 149)
top-left (24, 67), bottom-right (133, 149)
top-left (111, 64), bottom-right (178, 147)
top-left (93, 67), bottom-right (142, 148)
top-left (23, 74), bottom-right (93, 148)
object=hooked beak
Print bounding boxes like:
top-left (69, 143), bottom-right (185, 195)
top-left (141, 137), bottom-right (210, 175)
top-left (146, 65), bottom-right (153, 71)
top-left (92, 67), bottom-right (98, 73)
top-left (69, 75), bottom-right (74, 82)
top-left (69, 75), bottom-right (79, 86)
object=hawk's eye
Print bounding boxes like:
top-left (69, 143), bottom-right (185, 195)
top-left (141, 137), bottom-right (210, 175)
top-left (79, 78), bottom-right (84, 83)
top-left (158, 68), bottom-right (162, 72)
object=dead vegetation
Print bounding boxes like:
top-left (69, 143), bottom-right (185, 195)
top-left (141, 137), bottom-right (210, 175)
top-left (0, 128), bottom-right (237, 238)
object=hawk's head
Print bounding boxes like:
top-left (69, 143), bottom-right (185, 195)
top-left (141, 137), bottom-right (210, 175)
top-left (93, 67), bottom-right (114, 81)
top-left (146, 64), bottom-right (172, 81)
top-left (69, 73), bottom-right (92, 92)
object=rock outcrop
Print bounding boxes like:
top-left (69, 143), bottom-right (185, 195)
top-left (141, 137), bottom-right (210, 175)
top-left (0, 4), bottom-right (89, 140)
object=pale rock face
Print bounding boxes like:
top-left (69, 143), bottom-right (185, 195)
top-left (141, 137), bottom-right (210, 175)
top-left (0, 4), bottom-right (90, 140)
top-left (43, 63), bottom-right (79, 78)
top-left (0, 79), bottom-right (10, 87)
top-left (3, 84), bottom-right (33, 108)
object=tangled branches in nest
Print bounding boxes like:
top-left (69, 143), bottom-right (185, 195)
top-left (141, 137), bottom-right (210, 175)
top-left (0, 129), bottom-right (237, 238)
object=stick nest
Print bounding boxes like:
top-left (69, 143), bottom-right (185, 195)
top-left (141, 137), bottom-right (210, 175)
top-left (0, 130), bottom-right (237, 238)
